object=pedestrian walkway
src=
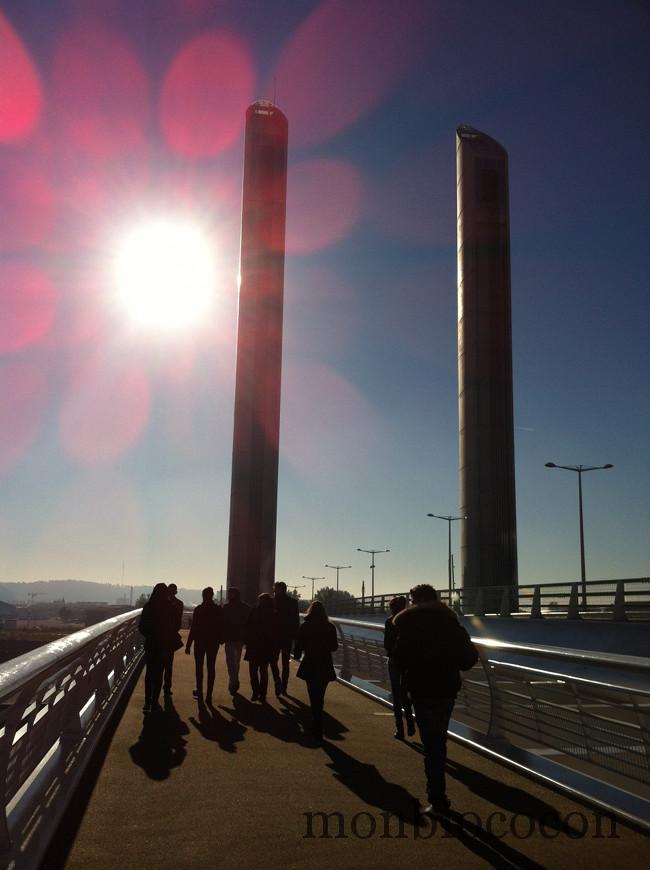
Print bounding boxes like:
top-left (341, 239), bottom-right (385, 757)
top-left (44, 634), bottom-right (647, 870)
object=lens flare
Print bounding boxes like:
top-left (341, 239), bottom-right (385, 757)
top-left (160, 31), bottom-right (254, 157)
top-left (113, 218), bottom-right (217, 332)
top-left (51, 24), bottom-right (148, 156)
top-left (0, 12), bottom-right (43, 142)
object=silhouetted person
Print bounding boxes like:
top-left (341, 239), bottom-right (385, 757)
top-left (185, 586), bottom-right (222, 704)
top-left (163, 582), bottom-right (184, 697)
top-left (273, 581), bottom-right (300, 695)
top-left (222, 587), bottom-right (251, 696)
top-left (294, 600), bottom-right (338, 739)
top-left (139, 583), bottom-right (176, 714)
top-left (393, 583), bottom-right (478, 817)
top-left (384, 595), bottom-right (415, 740)
top-left (245, 593), bottom-right (281, 702)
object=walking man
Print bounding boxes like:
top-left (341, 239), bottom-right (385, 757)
top-left (163, 582), bottom-right (184, 697)
top-left (393, 584), bottom-right (477, 817)
top-left (273, 581), bottom-right (300, 695)
top-left (384, 595), bottom-right (416, 739)
top-left (185, 587), bottom-right (222, 705)
top-left (222, 587), bottom-right (251, 696)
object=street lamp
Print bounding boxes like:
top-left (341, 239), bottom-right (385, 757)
top-left (545, 462), bottom-right (613, 608)
top-left (325, 564), bottom-right (351, 592)
top-left (302, 575), bottom-right (325, 602)
top-left (427, 514), bottom-right (466, 602)
top-left (356, 548), bottom-right (389, 602)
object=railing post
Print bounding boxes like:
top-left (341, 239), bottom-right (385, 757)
top-left (334, 623), bottom-right (352, 681)
top-left (612, 580), bottom-right (628, 622)
top-left (477, 647), bottom-right (504, 739)
top-left (474, 588), bottom-right (485, 617)
top-left (499, 587), bottom-right (512, 617)
top-left (530, 586), bottom-right (543, 619)
top-left (567, 583), bottom-right (581, 620)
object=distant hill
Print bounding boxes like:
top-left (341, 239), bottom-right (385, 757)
top-left (0, 579), bottom-right (203, 607)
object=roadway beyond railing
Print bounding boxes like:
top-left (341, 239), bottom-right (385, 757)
top-left (0, 610), bottom-right (143, 870)
top-left (328, 617), bottom-right (650, 829)
top-left (328, 577), bottom-right (650, 620)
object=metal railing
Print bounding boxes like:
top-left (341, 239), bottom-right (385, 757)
top-left (0, 610), bottom-right (143, 870)
top-left (328, 577), bottom-right (650, 620)
top-left (329, 616), bottom-right (650, 827)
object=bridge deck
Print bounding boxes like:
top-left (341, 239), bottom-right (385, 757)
top-left (44, 635), bottom-right (647, 870)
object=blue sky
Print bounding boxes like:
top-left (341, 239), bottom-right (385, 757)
top-left (1, 0), bottom-right (648, 597)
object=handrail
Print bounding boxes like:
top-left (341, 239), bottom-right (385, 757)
top-left (333, 576), bottom-right (650, 620)
top-left (327, 615), bottom-right (650, 826)
top-left (328, 616), bottom-right (650, 671)
top-left (0, 610), bottom-right (143, 695)
top-left (0, 609), bottom-right (144, 869)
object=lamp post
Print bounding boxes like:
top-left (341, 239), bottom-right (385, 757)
top-left (302, 575), bottom-right (324, 602)
top-left (426, 513), bottom-right (466, 603)
top-left (325, 563), bottom-right (351, 592)
top-left (545, 462), bottom-right (613, 608)
top-left (356, 548), bottom-right (389, 604)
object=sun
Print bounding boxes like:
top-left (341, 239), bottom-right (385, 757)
top-left (113, 217), bottom-right (217, 331)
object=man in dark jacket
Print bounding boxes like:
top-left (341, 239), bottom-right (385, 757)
top-left (222, 587), bottom-right (251, 696)
top-left (163, 583), bottom-right (184, 697)
top-left (185, 587), bottom-right (222, 704)
top-left (393, 584), bottom-right (478, 817)
top-left (273, 581), bottom-right (300, 695)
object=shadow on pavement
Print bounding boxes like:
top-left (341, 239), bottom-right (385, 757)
top-left (445, 758), bottom-right (584, 836)
top-left (280, 692), bottom-right (349, 742)
top-left (219, 694), bottom-right (321, 747)
top-left (434, 811), bottom-right (548, 870)
top-left (189, 699), bottom-right (247, 752)
top-left (128, 697), bottom-right (189, 780)
top-left (320, 740), bottom-right (425, 826)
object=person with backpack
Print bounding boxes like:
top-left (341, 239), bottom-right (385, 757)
top-left (393, 583), bottom-right (478, 817)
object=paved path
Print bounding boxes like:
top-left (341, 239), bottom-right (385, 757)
top-left (45, 634), bottom-right (647, 870)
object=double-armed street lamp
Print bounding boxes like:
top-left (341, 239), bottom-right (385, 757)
top-left (325, 563), bottom-right (351, 592)
top-left (302, 575), bottom-right (325, 602)
top-left (356, 548), bottom-right (389, 602)
top-left (426, 513), bottom-right (466, 602)
top-left (545, 462), bottom-right (613, 608)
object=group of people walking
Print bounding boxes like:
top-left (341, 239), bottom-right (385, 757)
top-left (139, 580), bottom-right (477, 816)
top-left (138, 581), bottom-right (338, 739)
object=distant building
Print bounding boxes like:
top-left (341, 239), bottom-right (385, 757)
top-left (456, 125), bottom-right (518, 594)
top-left (227, 101), bottom-right (288, 605)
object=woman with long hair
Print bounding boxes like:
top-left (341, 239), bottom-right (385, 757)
top-left (138, 582), bottom-right (176, 713)
top-left (294, 600), bottom-right (338, 739)
top-left (245, 592), bottom-right (281, 702)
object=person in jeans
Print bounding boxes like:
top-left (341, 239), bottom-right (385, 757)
top-left (245, 593), bottom-right (281, 702)
top-left (393, 583), bottom-right (477, 817)
top-left (163, 582), bottom-right (184, 697)
top-left (185, 587), bottom-right (222, 705)
top-left (222, 587), bottom-right (251, 696)
top-left (294, 600), bottom-right (338, 739)
top-left (383, 595), bottom-right (415, 739)
top-left (273, 581), bottom-right (300, 696)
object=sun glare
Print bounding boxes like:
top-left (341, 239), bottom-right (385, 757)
top-left (113, 218), bottom-right (216, 331)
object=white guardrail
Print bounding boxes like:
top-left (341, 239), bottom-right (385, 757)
top-left (329, 617), bottom-right (650, 829)
top-left (0, 611), bottom-right (143, 870)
